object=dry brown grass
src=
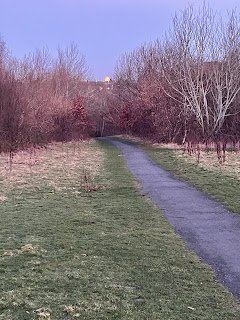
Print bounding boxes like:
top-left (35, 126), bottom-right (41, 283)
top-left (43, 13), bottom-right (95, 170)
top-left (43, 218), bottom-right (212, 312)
top-left (117, 134), bottom-right (183, 149)
top-left (117, 135), bottom-right (239, 179)
top-left (176, 149), bottom-right (240, 180)
top-left (0, 139), bottom-right (104, 199)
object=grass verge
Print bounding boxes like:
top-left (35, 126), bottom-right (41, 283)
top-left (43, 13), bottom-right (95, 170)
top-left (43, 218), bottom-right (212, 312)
top-left (112, 136), bottom-right (240, 215)
top-left (144, 146), bottom-right (240, 215)
top-left (0, 139), bottom-right (240, 319)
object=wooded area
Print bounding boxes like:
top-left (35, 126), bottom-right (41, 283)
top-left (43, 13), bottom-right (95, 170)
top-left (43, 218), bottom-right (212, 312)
top-left (0, 5), bottom-right (240, 161)
top-left (112, 6), bottom-right (240, 159)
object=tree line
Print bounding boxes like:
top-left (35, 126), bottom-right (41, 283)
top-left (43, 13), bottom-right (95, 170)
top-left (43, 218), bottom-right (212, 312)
top-left (0, 41), bottom-right (95, 154)
top-left (1, 4), bottom-right (240, 160)
top-left (108, 5), bottom-right (240, 157)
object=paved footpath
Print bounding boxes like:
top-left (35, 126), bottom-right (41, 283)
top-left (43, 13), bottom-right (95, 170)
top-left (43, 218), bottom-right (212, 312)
top-left (102, 137), bottom-right (240, 299)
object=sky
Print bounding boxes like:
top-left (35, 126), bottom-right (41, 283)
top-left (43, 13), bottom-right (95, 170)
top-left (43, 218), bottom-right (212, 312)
top-left (0, 0), bottom-right (240, 80)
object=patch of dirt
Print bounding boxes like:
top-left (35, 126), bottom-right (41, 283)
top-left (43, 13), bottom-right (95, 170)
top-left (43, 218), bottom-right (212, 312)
top-left (3, 243), bottom-right (36, 257)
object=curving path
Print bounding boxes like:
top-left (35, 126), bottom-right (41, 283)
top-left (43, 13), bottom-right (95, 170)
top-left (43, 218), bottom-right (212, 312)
top-left (101, 137), bottom-right (240, 299)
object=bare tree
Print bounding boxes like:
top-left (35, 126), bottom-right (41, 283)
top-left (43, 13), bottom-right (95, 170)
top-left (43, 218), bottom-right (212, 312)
top-left (159, 5), bottom-right (240, 142)
top-left (53, 43), bottom-right (89, 99)
top-left (209, 11), bottom-right (240, 134)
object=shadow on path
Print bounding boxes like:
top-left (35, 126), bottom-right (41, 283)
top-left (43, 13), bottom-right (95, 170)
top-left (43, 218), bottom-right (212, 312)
top-left (100, 137), bottom-right (240, 299)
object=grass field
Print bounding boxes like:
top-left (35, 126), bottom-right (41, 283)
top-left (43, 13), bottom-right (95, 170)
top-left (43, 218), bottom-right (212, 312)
top-left (1, 139), bottom-right (240, 319)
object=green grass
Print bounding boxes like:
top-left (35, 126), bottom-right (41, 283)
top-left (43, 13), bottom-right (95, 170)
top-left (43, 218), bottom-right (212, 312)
top-left (113, 136), bottom-right (240, 215)
top-left (0, 140), bottom-right (240, 319)
top-left (144, 147), bottom-right (240, 215)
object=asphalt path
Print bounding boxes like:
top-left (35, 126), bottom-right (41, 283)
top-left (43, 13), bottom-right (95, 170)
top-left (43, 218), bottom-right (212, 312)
top-left (101, 137), bottom-right (240, 299)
